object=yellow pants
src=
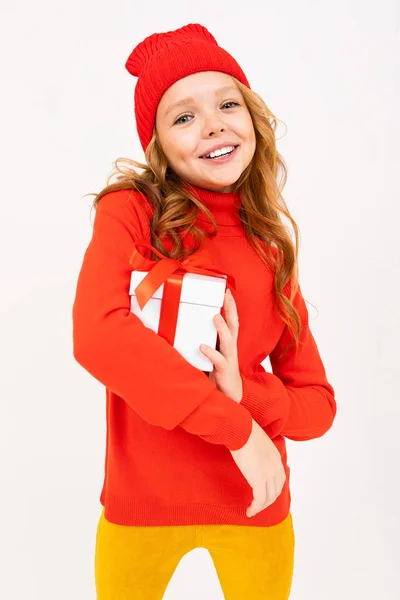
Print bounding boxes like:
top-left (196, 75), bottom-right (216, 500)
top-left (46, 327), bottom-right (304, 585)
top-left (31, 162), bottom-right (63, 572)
top-left (95, 508), bottom-right (295, 599)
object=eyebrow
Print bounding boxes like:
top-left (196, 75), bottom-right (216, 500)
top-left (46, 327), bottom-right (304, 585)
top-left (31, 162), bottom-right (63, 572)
top-left (164, 85), bottom-right (241, 118)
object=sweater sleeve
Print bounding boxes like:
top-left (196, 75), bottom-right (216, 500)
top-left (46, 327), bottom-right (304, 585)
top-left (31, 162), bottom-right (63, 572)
top-left (72, 190), bottom-right (252, 451)
top-left (239, 283), bottom-right (336, 441)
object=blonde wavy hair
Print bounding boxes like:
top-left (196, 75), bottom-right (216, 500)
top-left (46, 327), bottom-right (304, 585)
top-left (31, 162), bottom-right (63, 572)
top-left (84, 76), bottom-right (307, 357)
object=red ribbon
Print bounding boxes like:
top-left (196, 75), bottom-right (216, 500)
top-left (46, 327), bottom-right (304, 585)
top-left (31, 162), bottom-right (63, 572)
top-left (129, 239), bottom-right (236, 346)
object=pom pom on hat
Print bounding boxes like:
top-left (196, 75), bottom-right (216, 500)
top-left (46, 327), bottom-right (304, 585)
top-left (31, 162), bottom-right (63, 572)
top-left (125, 23), bottom-right (251, 151)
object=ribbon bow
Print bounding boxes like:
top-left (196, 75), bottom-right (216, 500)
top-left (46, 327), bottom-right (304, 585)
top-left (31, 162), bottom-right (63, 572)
top-left (129, 239), bottom-right (236, 346)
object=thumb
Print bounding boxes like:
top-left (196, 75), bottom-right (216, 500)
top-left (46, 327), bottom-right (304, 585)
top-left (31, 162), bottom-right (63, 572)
top-left (246, 485), bottom-right (266, 517)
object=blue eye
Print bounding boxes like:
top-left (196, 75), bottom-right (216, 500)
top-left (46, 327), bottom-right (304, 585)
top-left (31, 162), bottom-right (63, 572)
top-left (173, 114), bottom-right (192, 125)
top-left (173, 101), bottom-right (240, 125)
top-left (222, 101), bottom-right (239, 109)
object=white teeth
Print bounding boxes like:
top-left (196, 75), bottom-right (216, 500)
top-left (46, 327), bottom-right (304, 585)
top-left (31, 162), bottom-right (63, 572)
top-left (205, 145), bottom-right (235, 159)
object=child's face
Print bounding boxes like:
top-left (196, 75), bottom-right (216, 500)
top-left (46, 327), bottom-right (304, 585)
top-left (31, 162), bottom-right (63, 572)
top-left (155, 71), bottom-right (256, 193)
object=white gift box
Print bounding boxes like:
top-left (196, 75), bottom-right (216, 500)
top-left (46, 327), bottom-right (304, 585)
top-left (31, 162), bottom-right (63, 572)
top-left (129, 270), bottom-right (227, 371)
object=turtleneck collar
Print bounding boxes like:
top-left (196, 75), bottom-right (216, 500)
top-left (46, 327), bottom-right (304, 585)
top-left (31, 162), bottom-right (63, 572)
top-left (182, 182), bottom-right (243, 231)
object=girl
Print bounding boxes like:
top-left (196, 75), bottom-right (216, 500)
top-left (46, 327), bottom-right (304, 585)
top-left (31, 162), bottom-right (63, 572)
top-left (72, 22), bottom-right (337, 600)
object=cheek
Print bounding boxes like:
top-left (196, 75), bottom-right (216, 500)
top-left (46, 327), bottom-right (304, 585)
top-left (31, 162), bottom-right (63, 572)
top-left (160, 136), bottom-right (185, 164)
top-left (249, 128), bottom-right (257, 152)
top-left (242, 114), bottom-right (256, 142)
top-left (241, 119), bottom-right (256, 156)
top-left (169, 132), bottom-right (198, 163)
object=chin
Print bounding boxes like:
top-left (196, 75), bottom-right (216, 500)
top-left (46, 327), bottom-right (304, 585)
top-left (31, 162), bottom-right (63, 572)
top-left (207, 170), bottom-right (243, 186)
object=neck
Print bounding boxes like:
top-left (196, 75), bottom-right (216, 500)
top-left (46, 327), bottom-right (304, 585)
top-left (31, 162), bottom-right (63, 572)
top-left (182, 181), bottom-right (242, 227)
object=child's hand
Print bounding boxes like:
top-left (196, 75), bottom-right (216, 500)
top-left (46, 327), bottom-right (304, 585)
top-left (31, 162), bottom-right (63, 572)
top-left (200, 289), bottom-right (243, 403)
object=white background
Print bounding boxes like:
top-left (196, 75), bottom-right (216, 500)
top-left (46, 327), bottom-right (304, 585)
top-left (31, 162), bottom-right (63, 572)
top-left (1, 1), bottom-right (399, 598)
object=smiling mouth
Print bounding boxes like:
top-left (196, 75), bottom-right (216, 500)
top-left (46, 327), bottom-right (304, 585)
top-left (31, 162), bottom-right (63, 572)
top-left (200, 145), bottom-right (239, 160)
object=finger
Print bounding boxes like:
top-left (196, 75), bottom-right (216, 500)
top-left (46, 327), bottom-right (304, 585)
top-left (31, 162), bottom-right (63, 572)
top-left (276, 472), bottom-right (286, 496)
top-left (224, 291), bottom-right (239, 338)
top-left (214, 313), bottom-right (233, 357)
top-left (200, 344), bottom-right (226, 370)
top-left (247, 501), bottom-right (264, 518)
top-left (246, 484), bottom-right (267, 518)
top-left (264, 480), bottom-right (278, 509)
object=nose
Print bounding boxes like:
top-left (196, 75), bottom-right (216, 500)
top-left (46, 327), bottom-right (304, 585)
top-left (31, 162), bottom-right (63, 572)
top-left (201, 111), bottom-right (227, 137)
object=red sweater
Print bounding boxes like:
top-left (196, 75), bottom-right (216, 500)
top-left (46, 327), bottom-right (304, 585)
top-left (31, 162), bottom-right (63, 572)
top-left (72, 184), bottom-right (336, 527)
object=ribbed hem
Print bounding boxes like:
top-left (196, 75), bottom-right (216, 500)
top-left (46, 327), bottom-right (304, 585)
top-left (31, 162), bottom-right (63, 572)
top-left (206, 389), bottom-right (253, 450)
top-left (100, 479), bottom-right (291, 527)
top-left (183, 182), bottom-right (244, 229)
top-left (240, 373), bottom-right (290, 428)
top-left (180, 388), bottom-right (253, 450)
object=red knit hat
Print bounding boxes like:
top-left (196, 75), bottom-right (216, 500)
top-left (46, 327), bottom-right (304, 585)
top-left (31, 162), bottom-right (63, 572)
top-left (125, 23), bottom-right (251, 152)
